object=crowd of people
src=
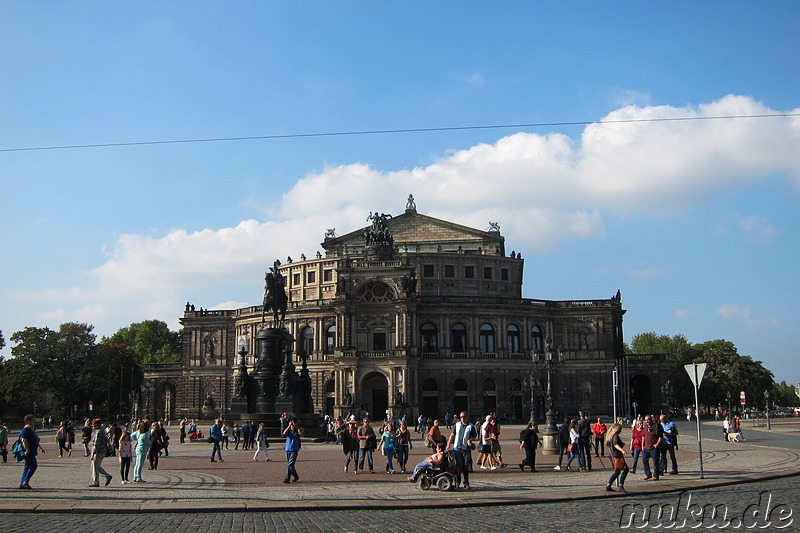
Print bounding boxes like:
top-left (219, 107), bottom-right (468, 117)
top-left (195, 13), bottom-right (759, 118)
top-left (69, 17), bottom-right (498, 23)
top-left (7, 409), bottom-right (685, 494)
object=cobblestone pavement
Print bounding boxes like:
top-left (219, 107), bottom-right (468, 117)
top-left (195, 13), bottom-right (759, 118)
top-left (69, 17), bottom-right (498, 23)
top-left (3, 474), bottom-right (798, 532)
top-left (1, 419), bottom-right (798, 521)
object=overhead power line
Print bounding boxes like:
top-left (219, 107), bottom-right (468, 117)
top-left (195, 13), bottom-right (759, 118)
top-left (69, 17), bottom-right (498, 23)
top-left (1, 112), bottom-right (797, 153)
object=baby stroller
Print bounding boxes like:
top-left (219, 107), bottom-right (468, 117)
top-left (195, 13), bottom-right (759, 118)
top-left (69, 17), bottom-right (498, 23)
top-left (417, 449), bottom-right (460, 491)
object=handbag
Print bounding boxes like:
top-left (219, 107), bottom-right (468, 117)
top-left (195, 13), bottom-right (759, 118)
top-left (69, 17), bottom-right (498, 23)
top-left (12, 441), bottom-right (26, 462)
top-left (566, 443), bottom-right (574, 452)
top-left (613, 457), bottom-right (628, 470)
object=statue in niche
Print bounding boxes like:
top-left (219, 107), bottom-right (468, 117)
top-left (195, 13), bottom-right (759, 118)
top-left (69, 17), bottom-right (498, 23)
top-left (401, 271), bottom-right (417, 297)
top-left (203, 334), bottom-right (215, 365)
top-left (261, 259), bottom-right (288, 328)
top-left (343, 391), bottom-right (353, 406)
top-left (393, 391), bottom-right (403, 405)
top-left (203, 392), bottom-right (215, 409)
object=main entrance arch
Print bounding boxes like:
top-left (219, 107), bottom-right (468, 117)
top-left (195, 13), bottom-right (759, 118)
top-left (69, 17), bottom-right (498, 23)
top-left (361, 371), bottom-right (389, 421)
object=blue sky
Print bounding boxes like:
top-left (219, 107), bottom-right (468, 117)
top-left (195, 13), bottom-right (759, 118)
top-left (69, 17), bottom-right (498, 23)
top-left (1, 3), bottom-right (799, 386)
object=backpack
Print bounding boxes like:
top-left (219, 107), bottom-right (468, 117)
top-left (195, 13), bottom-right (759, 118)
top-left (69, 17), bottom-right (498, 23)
top-left (12, 440), bottom-right (26, 462)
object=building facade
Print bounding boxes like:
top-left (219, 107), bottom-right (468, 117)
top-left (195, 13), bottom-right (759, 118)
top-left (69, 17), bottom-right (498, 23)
top-left (143, 200), bottom-right (666, 422)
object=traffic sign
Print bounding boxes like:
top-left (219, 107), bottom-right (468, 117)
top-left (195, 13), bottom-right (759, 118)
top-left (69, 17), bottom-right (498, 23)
top-left (685, 363), bottom-right (707, 388)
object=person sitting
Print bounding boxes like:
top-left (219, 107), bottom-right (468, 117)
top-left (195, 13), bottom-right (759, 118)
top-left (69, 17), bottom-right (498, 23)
top-left (408, 442), bottom-right (446, 482)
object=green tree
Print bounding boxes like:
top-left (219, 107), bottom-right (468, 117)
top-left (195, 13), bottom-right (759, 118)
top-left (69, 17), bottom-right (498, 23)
top-left (0, 330), bottom-right (5, 351)
top-left (772, 381), bottom-right (799, 407)
top-left (630, 332), bottom-right (696, 407)
top-left (8, 323), bottom-right (98, 417)
top-left (102, 320), bottom-right (181, 365)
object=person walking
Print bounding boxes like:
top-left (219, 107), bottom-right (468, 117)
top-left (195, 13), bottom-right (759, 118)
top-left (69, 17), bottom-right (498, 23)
top-left (130, 421), bottom-right (152, 483)
top-left (253, 422), bottom-right (271, 461)
top-left (282, 417), bottom-right (302, 483)
top-left (629, 419), bottom-right (644, 474)
top-left (357, 418), bottom-right (376, 473)
top-left (554, 417), bottom-right (570, 471)
top-left (81, 420), bottom-right (93, 457)
top-left (659, 414), bottom-right (679, 475)
top-left (641, 414), bottom-right (662, 481)
top-left (447, 411), bottom-right (476, 489)
top-left (378, 422), bottom-right (397, 474)
top-left (209, 419), bottom-right (224, 462)
top-left (88, 419), bottom-right (113, 487)
top-left (118, 430), bottom-right (133, 484)
top-left (605, 423), bottom-right (629, 492)
top-left (19, 414), bottom-right (45, 489)
top-left (148, 421), bottom-right (164, 470)
top-left (341, 418), bottom-right (360, 473)
top-left (0, 420), bottom-right (8, 463)
top-left (518, 421), bottom-right (542, 472)
top-left (395, 420), bottom-right (413, 473)
top-left (565, 419), bottom-right (584, 472)
top-left (56, 421), bottom-right (69, 457)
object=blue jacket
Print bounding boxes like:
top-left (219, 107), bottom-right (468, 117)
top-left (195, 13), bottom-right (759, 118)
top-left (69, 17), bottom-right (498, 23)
top-left (210, 423), bottom-right (222, 442)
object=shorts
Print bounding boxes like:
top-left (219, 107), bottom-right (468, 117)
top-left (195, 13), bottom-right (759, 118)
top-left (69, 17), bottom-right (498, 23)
top-left (481, 444), bottom-right (492, 454)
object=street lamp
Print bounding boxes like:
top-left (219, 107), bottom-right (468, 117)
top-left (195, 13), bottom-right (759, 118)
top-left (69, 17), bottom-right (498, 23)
top-left (764, 391), bottom-right (771, 430)
top-left (726, 391), bottom-right (732, 418)
top-left (540, 338), bottom-right (561, 455)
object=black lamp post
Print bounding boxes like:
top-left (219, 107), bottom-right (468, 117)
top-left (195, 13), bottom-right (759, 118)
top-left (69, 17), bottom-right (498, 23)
top-left (726, 391), bottom-right (732, 418)
top-left (663, 379), bottom-right (673, 416)
top-left (764, 391), bottom-right (771, 430)
top-left (540, 338), bottom-right (561, 454)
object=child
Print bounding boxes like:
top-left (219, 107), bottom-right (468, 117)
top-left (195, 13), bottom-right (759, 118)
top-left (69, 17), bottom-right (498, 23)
top-left (408, 442), bottom-right (446, 482)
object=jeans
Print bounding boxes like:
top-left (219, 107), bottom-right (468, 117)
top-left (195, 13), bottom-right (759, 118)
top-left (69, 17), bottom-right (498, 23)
top-left (120, 456), bottom-right (131, 481)
top-left (641, 447), bottom-right (660, 479)
top-left (285, 451), bottom-right (299, 480)
top-left (661, 443), bottom-right (678, 473)
top-left (452, 448), bottom-right (471, 486)
top-left (384, 449), bottom-right (396, 472)
top-left (566, 449), bottom-right (585, 470)
top-left (396, 444), bottom-right (410, 471)
top-left (253, 441), bottom-right (269, 461)
top-left (630, 449), bottom-right (641, 472)
top-left (91, 454), bottom-right (111, 484)
top-left (358, 448), bottom-right (373, 471)
top-left (211, 440), bottom-right (223, 461)
top-left (344, 449), bottom-right (358, 470)
top-left (134, 450), bottom-right (147, 480)
top-left (21, 456), bottom-right (38, 484)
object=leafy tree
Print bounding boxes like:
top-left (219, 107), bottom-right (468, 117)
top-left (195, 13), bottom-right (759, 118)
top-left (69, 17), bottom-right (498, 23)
top-left (8, 323), bottom-right (98, 417)
top-left (102, 320), bottom-right (181, 365)
top-left (630, 332), bottom-right (696, 407)
top-left (0, 330), bottom-right (5, 351)
top-left (772, 381), bottom-right (799, 407)
top-left (692, 339), bottom-right (774, 412)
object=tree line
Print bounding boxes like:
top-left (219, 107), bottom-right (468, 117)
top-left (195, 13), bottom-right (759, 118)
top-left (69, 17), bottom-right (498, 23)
top-left (627, 332), bottom-right (798, 412)
top-left (0, 320), bottom-right (180, 421)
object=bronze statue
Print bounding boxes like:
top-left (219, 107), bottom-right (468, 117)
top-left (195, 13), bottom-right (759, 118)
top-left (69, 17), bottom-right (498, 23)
top-left (261, 260), bottom-right (288, 328)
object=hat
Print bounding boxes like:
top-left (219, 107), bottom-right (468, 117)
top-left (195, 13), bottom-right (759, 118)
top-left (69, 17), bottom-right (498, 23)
top-left (348, 415), bottom-right (357, 422)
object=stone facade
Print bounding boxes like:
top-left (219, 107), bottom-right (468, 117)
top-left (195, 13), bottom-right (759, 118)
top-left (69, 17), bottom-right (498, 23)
top-left (143, 204), bottom-right (666, 422)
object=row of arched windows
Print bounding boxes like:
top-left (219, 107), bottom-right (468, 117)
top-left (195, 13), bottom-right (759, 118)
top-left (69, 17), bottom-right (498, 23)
top-left (422, 378), bottom-right (524, 392)
top-left (421, 323), bottom-right (544, 354)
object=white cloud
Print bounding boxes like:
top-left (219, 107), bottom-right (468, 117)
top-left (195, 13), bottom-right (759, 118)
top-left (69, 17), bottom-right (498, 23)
top-left (675, 309), bottom-right (697, 320)
top-left (717, 304), bottom-right (780, 330)
top-left (740, 216), bottom-right (777, 245)
top-left (12, 95), bottom-right (800, 336)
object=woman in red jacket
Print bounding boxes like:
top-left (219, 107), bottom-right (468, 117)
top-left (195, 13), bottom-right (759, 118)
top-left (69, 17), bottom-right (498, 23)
top-left (629, 420), bottom-right (644, 474)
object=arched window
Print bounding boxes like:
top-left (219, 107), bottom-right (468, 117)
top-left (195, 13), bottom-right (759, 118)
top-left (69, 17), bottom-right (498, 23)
top-left (325, 324), bottom-right (336, 354)
top-left (325, 379), bottom-right (336, 393)
top-left (479, 323), bottom-right (495, 353)
top-left (531, 325), bottom-right (543, 353)
top-left (507, 324), bottom-right (520, 353)
top-left (300, 326), bottom-right (314, 359)
top-left (454, 379), bottom-right (468, 391)
top-left (356, 281), bottom-right (395, 302)
top-left (421, 323), bottom-right (438, 353)
top-left (483, 378), bottom-right (496, 391)
top-left (451, 323), bottom-right (467, 353)
top-left (422, 378), bottom-right (438, 391)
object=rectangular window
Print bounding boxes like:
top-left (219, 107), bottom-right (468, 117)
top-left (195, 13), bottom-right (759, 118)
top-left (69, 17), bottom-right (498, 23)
top-left (293, 273), bottom-right (301, 285)
top-left (307, 271), bottom-right (316, 283)
top-left (501, 268), bottom-right (509, 281)
top-left (323, 269), bottom-right (333, 282)
top-left (484, 267), bottom-right (493, 279)
top-left (373, 332), bottom-right (387, 351)
top-left (464, 266), bottom-right (474, 278)
top-left (444, 265), bottom-right (455, 278)
top-left (423, 264), bottom-right (435, 278)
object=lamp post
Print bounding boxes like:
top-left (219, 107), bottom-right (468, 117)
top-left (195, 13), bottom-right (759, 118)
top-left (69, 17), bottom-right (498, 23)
top-left (540, 338), bottom-right (561, 455)
top-left (662, 379), bottom-right (673, 416)
top-left (764, 391), bottom-right (771, 430)
top-left (726, 391), bottom-right (732, 418)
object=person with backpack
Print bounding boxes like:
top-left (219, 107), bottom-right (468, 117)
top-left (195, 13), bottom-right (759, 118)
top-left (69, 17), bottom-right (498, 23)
top-left (55, 421), bottom-right (69, 457)
top-left (18, 414), bottom-right (45, 489)
top-left (88, 418), bottom-right (113, 487)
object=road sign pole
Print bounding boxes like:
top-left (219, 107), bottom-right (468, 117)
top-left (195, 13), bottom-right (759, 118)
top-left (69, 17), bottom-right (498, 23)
top-left (694, 366), bottom-right (704, 479)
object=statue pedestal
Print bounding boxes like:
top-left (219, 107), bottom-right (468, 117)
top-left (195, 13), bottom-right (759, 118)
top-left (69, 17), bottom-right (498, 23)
top-left (541, 431), bottom-right (560, 455)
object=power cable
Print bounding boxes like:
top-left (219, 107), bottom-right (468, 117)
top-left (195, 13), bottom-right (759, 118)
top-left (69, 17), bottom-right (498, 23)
top-left (1, 112), bottom-right (798, 153)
